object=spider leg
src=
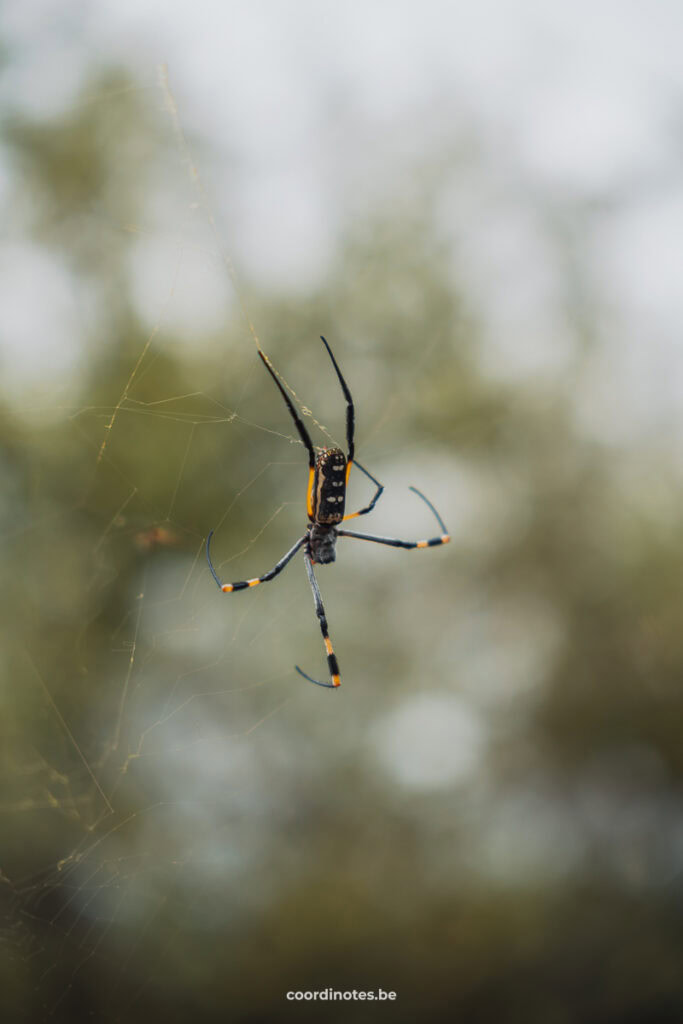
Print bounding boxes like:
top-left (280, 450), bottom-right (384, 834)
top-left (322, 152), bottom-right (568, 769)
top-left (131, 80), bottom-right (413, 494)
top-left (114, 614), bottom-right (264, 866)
top-left (206, 532), bottom-right (307, 591)
top-left (342, 458), bottom-right (384, 521)
top-left (295, 550), bottom-right (341, 689)
top-left (320, 335), bottom-right (355, 479)
top-left (337, 486), bottom-right (450, 549)
top-left (257, 348), bottom-right (317, 517)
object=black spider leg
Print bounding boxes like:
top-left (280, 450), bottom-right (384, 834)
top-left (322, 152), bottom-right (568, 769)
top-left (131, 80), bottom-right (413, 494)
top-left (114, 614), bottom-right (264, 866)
top-left (320, 335), bottom-right (354, 463)
top-left (318, 337), bottom-right (383, 516)
top-left (257, 348), bottom-right (316, 469)
top-left (338, 486), bottom-right (450, 550)
top-left (295, 550), bottom-right (341, 689)
top-left (343, 458), bottom-right (384, 520)
top-left (206, 532), bottom-right (306, 592)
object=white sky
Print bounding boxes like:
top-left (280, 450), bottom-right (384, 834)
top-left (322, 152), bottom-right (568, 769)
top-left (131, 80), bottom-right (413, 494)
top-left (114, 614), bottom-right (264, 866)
top-left (1, 0), bottom-right (683, 444)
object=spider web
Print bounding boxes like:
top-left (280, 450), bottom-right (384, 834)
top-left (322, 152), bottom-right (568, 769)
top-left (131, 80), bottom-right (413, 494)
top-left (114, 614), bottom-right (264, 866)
top-left (1, 70), bottom-right (460, 1021)
top-left (8, 43), bottom-right (681, 1023)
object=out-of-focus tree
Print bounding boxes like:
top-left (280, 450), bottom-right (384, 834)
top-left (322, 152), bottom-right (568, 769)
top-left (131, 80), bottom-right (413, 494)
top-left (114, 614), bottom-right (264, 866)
top-left (1, 61), bottom-right (682, 1024)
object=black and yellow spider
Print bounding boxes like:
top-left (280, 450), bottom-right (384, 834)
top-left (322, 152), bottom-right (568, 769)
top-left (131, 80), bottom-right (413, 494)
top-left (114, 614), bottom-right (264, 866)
top-left (207, 336), bottom-right (449, 689)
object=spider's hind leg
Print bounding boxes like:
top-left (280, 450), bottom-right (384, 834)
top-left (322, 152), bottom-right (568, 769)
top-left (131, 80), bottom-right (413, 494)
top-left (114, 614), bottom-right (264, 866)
top-left (337, 486), bottom-right (450, 550)
top-left (320, 335), bottom-right (355, 467)
top-left (342, 459), bottom-right (384, 522)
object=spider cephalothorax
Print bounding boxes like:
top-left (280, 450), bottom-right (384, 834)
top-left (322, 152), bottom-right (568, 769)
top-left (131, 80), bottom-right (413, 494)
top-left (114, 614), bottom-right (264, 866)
top-left (207, 336), bottom-right (449, 689)
top-left (308, 522), bottom-right (338, 565)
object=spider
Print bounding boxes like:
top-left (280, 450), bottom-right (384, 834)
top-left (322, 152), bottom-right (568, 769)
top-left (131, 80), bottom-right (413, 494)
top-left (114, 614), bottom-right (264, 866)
top-left (207, 336), bottom-right (450, 689)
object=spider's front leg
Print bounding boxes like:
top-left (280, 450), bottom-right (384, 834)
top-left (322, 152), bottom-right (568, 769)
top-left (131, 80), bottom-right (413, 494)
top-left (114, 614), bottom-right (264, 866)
top-left (295, 550), bottom-right (341, 689)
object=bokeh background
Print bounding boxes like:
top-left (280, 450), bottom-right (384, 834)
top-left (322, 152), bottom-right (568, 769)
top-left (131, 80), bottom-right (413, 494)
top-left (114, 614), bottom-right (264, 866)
top-left (2, 2), bottom-right (683, 1021)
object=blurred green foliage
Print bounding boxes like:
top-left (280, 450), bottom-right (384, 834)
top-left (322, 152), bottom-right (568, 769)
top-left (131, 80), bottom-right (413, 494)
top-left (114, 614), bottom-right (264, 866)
top-left (1, 69), bottom-right (682, 1024)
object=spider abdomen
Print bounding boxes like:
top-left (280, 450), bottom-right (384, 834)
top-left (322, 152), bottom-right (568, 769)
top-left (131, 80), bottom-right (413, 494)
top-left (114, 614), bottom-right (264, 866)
top-left (312, 447), bottom-right (347, 524)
